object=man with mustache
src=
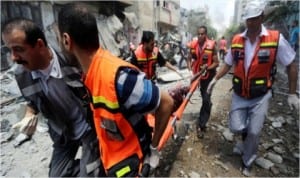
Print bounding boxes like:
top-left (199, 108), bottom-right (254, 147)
top-left (2, 18), bottom-right (105, 177)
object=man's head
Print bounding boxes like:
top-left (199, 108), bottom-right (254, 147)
top-left (242, 1), bottom-right (265, 20)
top-left (141, 31), bottom-right (155, 54)
top-left (58, 2), bottom-right (99, 55)
top-left (197, 26), bottom-right (207, 43)
top-left (2, 18), bottom-right (50, 70)
top-left (242, 1), bottom-right (265, 33)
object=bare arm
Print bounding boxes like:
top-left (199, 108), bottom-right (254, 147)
top-left (287, 61), bottom-right (298, 94)
top-left (215, 63), bottom-right (232, 80)
top-left (207, 47), bottom-right (219, 70)
top-left (164, 61), bottom-right (178, 73)
top-left (187, 52), bottom-right (192, 71)
top-left (151, 90), bottom-right (174, 147)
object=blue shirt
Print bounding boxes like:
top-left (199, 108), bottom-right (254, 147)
top-left (290, 26), bottom-right (299, 49)
top-left (116, 68), bottom-right (160, 114)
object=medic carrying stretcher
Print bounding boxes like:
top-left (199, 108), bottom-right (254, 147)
top-left (146, 67), bottom-right (207, 152)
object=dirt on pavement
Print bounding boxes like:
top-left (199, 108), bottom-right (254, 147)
top-left (155, 72), bottom-right (299, 177)
top-left (1, 67), bottom-right (299, 177)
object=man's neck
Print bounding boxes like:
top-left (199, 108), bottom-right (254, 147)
top-left (247, 27), bottom-right (262, 44)
top-left (198, 40), bottom-right (205, 47)
top-left (74, 48), bottom-right (97, 74)
top-left (40, 47), bottom-right (53, 70)
top-left (142, 45), bottom-right (150, 55)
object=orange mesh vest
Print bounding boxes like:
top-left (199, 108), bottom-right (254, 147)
top-left (190, 39), bottom-right (216, 78)
top-left (134, 45), bottom-right (159, 80)
top-left (231, 30), bottom-right (279, 99)
top-left (85, 48), bottom-right (151, 176)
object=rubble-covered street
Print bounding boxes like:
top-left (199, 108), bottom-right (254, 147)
top-left (156, 67), bottom-right (299, 177)
top-left (0, 1), bottom-right (299, 177)
top-left (0, 64), bottom-right (299, 177)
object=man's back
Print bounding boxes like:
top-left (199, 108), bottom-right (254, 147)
top-left (219, 39), bottom-right (227, 50)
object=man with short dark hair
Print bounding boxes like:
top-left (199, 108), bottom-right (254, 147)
top-left (187, 25), bottom-right (219, 139)
top-left (131, 31), bottom-right (181, 81)
top-left (57, 3), bottom-right (185, 177)
top-left (1, 18), bottom-right (104, 177)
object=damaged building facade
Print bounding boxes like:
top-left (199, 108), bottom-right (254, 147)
top-left (1, 0), bottom-right (180, 71)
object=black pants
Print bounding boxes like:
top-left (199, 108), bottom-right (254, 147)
top-left (48, 128), bottom-right (106, 177)
top-left (197, 71), bottom-right (216, 129)
top-left (219, 49), bottom-right (226, 60)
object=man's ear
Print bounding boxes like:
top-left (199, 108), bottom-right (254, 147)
top-left (36, 38), bottom-right (46, 48)
top-left (62, 32), bottom-right (72, 51)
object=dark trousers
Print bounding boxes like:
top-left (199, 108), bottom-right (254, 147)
top-left (219, 49), bottom-right (226, 60)
top-left (48, 128), bottom-right (106, 177)
top-left (197, 71), bottom-right (216, 129)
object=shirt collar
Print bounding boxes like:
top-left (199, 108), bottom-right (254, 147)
top-left (239, 24), bottom-right (269, 38)
top-left (31, 47), bottom-right (62, 80)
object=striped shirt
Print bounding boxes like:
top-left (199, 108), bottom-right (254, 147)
top-left (116, 67), bottom-right (160, 114)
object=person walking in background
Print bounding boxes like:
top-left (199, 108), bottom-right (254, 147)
top-left (131, 31), bottom-right (182, 81)
top-left (207, 1), bottom-right (299, 176)
top-left (57, 3), bottom-right (186, 177)
top-left (218, 36), bottom-right (227, 61)
top-left (1, 18), bottom-right (104, 177)
top-left (186, 25), bottom-right (219, 139)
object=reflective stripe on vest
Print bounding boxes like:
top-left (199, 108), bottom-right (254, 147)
top-left (85, 48), bottom-right (149, 173)
top-left (92, 95), bottom-right (120, 112)
top-left (134, 45), bottom-right (159, 79)
top-left (231, 30), bottom-right (279, 98)
top-left (190, 39), bottom-right (215, 75)
top-left (21, 83), bottom-right (42, 97)
top-left (16, 65), bottom-right (83, 97)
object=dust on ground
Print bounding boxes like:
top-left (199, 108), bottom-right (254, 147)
top-left (155, 73), bottom-right (299, 177)
top-left (0, 67), bottom-right (299, 177)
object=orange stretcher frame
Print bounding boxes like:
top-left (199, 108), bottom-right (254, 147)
top-left (146, 68), bottom-right (206, 151)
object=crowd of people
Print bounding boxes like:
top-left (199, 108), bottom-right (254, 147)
top-left (1, 0), bottom-right (298, 177)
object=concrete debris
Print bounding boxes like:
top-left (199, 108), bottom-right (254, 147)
top-left (255, 157), bottom-right (274, 169)
top-left (265, 152), bottom-right (283, 164)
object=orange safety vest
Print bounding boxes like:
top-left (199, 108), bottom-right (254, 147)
top-left (134, 45), bottom-right (159, 80)
top-left (231, 30), bottom-right (279, 99)
top-left (85, 48), bottom-right (152, 177)
top-left (189, 39), bottom-right (216, 78)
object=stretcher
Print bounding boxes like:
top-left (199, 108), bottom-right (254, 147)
top-left (146, 68), bottom-right (206, 151)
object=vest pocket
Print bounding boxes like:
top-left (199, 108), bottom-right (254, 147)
top-left (126, 114), bottom-right (152, 156)
top-left (101, 118), bottom-right (124, 141)
top-left (249, 78), bottom-right (268, 98)
top-left (107, 154), bottom-right (140, 177)
top-left (257, 49), bottom-right (270, 63)
top-left (232, 76), bottom-right (243, 95)
top-left (233, 50), bottom-right (244, 61)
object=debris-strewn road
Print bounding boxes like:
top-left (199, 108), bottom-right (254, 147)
top-left (155, 68), bottom-right (299, 177)
top-left (0, 66), bottom-right (299, 177)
